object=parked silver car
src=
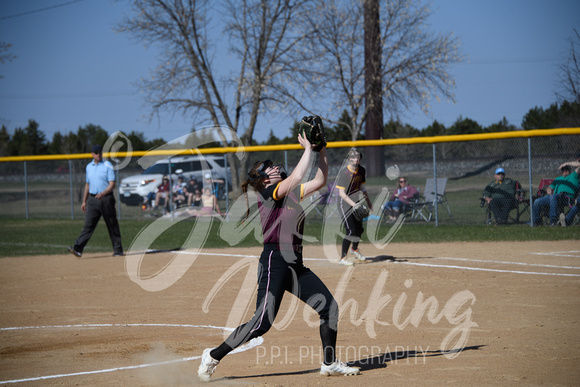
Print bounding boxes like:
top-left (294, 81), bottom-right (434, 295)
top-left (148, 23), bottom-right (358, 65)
top-left (119, 155), bottom-right (230, 206)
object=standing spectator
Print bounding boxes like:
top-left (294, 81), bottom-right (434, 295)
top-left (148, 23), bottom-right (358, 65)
top-left (204, 173), bottom-right (225, 199)
top-left (382, 176), bottom-right (418, 222)
top-left (67, 145), bottom-right (123, 257)
top-left (482, 168), bottom-right (520, 225)
top-left (532, 163), bottom-right (580, 226)
top-left (335, 148), bottom-right (373, 265)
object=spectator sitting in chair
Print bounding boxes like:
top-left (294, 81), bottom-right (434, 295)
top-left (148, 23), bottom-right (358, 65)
top-left (532, 162), bottom-right (580, 226)
top-left (382, 177), bottom-right (418, 222)
top-left (154, 176), bottom-right (171, 210)
top-left (557, 152), bottom-right (580, 226)
top-left (172, 175), bottom-right (187, 207)
top-left (185, 187), bottom-right (221, 217)
top-left (482, 168), bottom-right (520, 225)
top-left (185, 177), bottom-right (202, 206)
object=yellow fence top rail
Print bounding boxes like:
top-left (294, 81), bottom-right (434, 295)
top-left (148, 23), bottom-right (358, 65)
top-left (1, 127), bottom-right (579, 162)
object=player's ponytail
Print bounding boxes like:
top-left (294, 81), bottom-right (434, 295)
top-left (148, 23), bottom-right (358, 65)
top-left (239, 161), bottom-right (268, 224)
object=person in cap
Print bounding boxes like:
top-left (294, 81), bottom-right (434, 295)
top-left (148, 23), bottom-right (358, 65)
top-left (204, 173), bottom-right (225, 199)
top-left (171, 175), bottom-right (187, 207)
top-left (557, 151), bottom-right (580, 226)
top-left (534, 153), bottom-right (580, 226)
top-left (482, 167), bottom-right (521, 225)
top-left (67, 145), bottom-right (123, 257)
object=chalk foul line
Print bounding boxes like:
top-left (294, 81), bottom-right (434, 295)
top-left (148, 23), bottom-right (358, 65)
top-left (0, 323), bottom-right (263, 385)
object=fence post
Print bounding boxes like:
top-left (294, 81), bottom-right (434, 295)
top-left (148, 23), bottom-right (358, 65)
top-left (432, 144), bottom-right (439, 226)
top-left (116, 161), bottom-right (122, 221)
top-left (168, 157), bottom-right (174, 221)
top-left (69, 159), bottom-right (74, 220)
top-left (24, 161), bottom-right (29, 219)
top-left (224, 153), bottom-right (229, 222)
top-left (528, 138), bottom-right (533, 228)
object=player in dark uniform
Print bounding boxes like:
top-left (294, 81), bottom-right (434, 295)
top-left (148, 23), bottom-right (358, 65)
top-left (198, 131), bottom-right (360, 381)
top-left (335, 148), bottom-right (373, 265)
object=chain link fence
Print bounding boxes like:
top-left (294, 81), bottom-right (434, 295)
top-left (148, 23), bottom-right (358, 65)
top-left (1, 133), bottom-right (579, 226)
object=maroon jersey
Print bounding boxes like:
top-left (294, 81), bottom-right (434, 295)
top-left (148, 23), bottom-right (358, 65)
top-left (335, 165), bottom-right (366, 196)
top-left (258, 183), bottom-right (305, 247)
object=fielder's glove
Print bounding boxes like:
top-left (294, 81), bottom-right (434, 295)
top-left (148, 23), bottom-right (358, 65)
top-left (299, 115), bottom-right (327, 152)
top-left (352, 202), bottom-right (370, 221)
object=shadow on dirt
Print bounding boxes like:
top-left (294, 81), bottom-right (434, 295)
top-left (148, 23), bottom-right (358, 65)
top-left (223, 345), bottom-right (486, 380)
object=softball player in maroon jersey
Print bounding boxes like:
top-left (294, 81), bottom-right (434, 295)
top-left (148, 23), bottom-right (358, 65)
top-left (198, 131), bottom-right (360, 381)
top-left (335, 148), bottom-right (373, 265)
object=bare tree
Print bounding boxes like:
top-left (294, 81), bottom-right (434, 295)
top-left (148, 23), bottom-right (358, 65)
top-left (117, 0), bottom-right (312, 194)
top-left (557, 29), bottom-right (580, 104)
top-left (364, 0), bottom-right (384, 176)
top-left (280, 0), bottom-right (463, 142)
top-left (0, 42), bottom-right (16, 79)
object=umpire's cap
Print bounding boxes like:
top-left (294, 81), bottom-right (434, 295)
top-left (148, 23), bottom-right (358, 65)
top-left (91, 145), bottom-right (103, 154)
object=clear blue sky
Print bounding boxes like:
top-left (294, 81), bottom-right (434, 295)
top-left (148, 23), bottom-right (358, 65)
top-left (1, 0), bottom-right (579, 145)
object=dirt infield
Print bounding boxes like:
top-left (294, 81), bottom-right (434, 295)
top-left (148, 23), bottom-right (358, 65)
top-left (1, 240), bottom-right (579, 386)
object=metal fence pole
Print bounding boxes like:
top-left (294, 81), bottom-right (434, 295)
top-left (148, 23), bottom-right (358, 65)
top-left (224, 153), bottom-right (229, 222)
top-left (528, 138), bottom-right (534, 228)
top-left (168, 157), bottom-right (174, 221)
top-left (116, 161), bottom-right (121, 221)
top-left (69, 159), bottom-right (74, 220)
top-left (432, 144), bottom-right (439, 226)
top-left (24, 161), bottom-right (29, 219)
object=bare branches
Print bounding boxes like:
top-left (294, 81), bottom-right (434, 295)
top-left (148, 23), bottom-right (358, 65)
top-left (0, 42), bottom-right (16, 79)
top-left (117, 0), bottom-right (315, 193)
top-left (283, 0), bottom-right (463, 140)
top-left (557, 29), bottom-right (580, 104)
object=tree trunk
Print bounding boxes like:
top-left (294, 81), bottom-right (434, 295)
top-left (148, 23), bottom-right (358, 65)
top-left (364, 0), bottom-right (384, 177)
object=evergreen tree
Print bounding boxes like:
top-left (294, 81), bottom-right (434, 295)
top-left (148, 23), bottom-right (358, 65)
top-left (0, 125), bottom-right (9, 156)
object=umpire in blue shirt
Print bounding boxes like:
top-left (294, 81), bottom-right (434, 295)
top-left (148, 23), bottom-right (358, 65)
top-left (68, 145), bottom-right (123, 257)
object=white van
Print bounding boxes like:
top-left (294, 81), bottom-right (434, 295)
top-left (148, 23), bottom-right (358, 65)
top-left (119, 154), bottom-right (230, 206)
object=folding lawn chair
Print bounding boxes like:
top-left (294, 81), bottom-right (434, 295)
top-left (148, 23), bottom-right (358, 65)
top-left (532, 178), bottom-right (578, 225)
top-left (534, 179), bottom-right (554, 200)
top-left (482, 181), bottom-right (529, 225)
top-left (412, 178), bottom-right (452, 222)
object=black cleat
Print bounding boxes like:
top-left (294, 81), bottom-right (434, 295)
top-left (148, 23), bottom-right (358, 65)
top-left (67, 246), bottom-right (82, 258)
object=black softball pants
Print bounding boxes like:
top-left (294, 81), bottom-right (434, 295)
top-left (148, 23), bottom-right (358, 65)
top-left (211, 247), bottom-right (339, 364)
top-left (339, 203), bottom-right (364, 256)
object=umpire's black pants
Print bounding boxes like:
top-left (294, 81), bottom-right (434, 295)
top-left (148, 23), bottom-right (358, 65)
top-left (74, 194), bottom-right (123, 254)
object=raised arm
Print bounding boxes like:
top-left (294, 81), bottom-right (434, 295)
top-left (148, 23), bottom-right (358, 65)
top-left (302, 147), bottom-right (328, 198)
top-left (274, 132), bottom-right (314, 199)
top-left (559, 160), bottom-right (580, 175)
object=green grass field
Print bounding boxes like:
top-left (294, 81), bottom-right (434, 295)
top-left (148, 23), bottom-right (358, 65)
top-left (0, 172), bottom-right (578, 258)
top-left (0, 218), bottom-right (576, 257)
